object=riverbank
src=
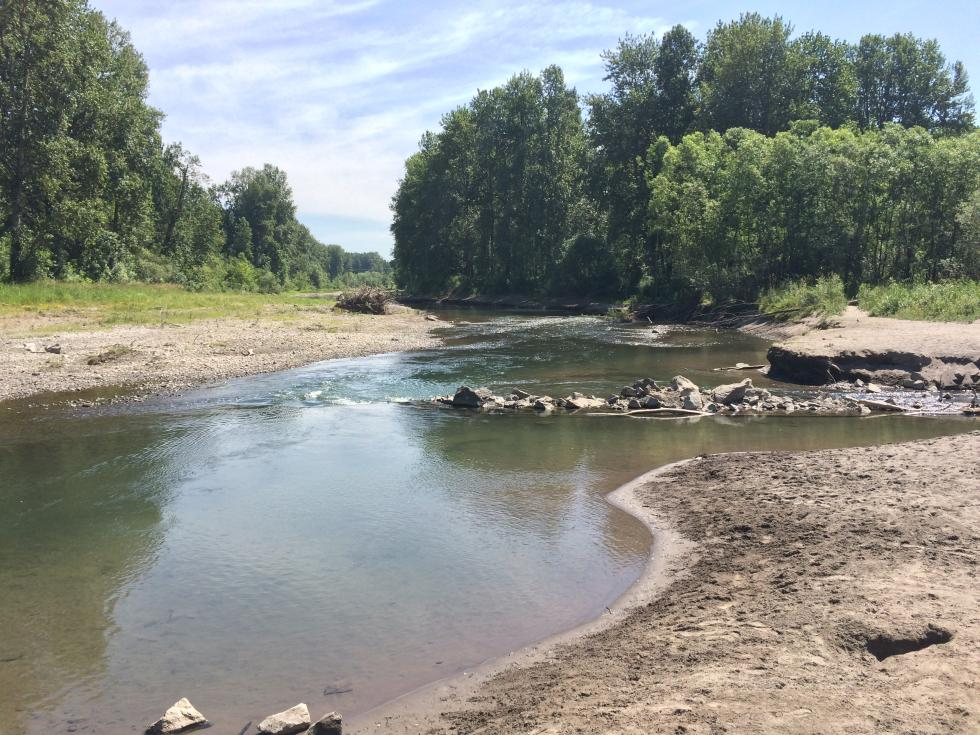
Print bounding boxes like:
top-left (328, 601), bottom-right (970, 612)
top-left (354, 431), bottom-right (980, 734)
top-left (0, 307), bottom-right (440, 404)
top-left (766, 306), bottom-right (980, 388)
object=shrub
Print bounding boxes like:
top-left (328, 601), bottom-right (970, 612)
top-left (758, 275), bottom-right (848, 321)
top-left (858, 281), bottom-right (980, 322)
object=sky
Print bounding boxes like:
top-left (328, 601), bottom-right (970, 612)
top-left (92, 0), bottom-right (980, 258)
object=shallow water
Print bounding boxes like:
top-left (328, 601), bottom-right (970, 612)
top-left (0, 314), bottom-right (972, 734)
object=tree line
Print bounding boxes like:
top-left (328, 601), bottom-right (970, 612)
top-left (0, 0), bottom-right (388, 290)
top-left (392, 14), bottom-right (979, 302)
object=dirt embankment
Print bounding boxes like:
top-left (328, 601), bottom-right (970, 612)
top-left (357, 432), bottom-right (980, 734)
top-left (0, 309), bottom-right (441, 404)
top-left (766, 306), bottom-right (980, 389)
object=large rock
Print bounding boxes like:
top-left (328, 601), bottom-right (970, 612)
top-left (711, 378), bottom-right (753, 405)
top-left (305, 712), bottom-right (342, 735)
top-left (670, 375), bottom-right (698, 392)
top-left (451, 386), bottom-right (492, 408)
top-left (258, 703), bottom-right (311, 735)
top-left (681, 389), bottom-right (703, 411)
top-left (146, 698), bottom-right (209, 734)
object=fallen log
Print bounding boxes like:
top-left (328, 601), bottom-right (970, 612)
top-left (857, 398), bottom-right (906, 412)
top-left (712, 363), bottom-right (766, 372)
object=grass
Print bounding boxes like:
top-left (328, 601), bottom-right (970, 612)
top-left (858, 281), bottom-right (980, 322)
top-left (0, 281), bottom-right (338, 330)
top-left (758, 275), bottom-right (848, 322)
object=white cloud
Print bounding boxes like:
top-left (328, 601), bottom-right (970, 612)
top-left (93, 0), bottom-right (675, 253)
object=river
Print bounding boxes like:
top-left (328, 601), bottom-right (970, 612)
top-left (0, 313), bottom-right (971, 733)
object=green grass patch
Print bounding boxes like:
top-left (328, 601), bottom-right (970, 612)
top-left (758, 275), bottom-right (848, 322)
top-left (858, 281), bottom-right (980, 322)
top-left (0, 281), bottom-right (337, 328)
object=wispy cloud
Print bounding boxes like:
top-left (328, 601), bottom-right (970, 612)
top-left (91, 0), bottom-right (675, 252)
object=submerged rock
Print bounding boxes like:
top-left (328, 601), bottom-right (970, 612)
top-left (305, 712), bottom-right (342, 735)
top-left (258, 703), bottom-right (311, 735)
top-left (146, 698), bottom-right (209, 734)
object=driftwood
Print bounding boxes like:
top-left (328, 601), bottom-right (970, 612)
top-left (857, 398), bottom-right (906, 412)
top-left (624, 407), bottom-right (707, 417)
top-left (712, 363), bottom-right (766, 372)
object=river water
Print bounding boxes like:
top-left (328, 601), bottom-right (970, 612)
top-left (0, 313), bottom-right (972, 734)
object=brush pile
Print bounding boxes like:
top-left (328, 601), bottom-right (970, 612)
top-left (335, 286), bottom-right (393, 314)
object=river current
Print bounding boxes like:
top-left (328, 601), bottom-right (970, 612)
top-left (0, 313), bottom-right (971, 733)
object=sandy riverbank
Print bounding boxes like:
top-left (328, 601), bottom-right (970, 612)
top-left (0, 308), bottom-right (441, 404)
top-left (765, 306), bottom-right (980, 389)
top-left (355, 431), bottom-right (980, 734)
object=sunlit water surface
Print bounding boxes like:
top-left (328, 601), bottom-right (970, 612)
top-left (0, 313), bottom-right (972, 734)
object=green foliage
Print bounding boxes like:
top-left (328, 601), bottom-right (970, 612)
top-left (858, 281), bottom-right (980, 322)
top-left (0, 281), bottom-right (338, 327)
top-left (392, 14), bottom-right (977, 304)
top-left (0, 0), bottom-right (389, 292)
top-left (759, 275), bottom-right (848, 321)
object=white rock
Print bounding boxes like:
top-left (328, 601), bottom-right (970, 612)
top-left (146, 698), bottom-right (209, 734)
top-left (258, 703), bottom-right (311, 735)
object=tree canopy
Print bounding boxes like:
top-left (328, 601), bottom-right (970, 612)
top-left (0, 0), bottom-right (389, 290)
top-left (392, 15), bottom-right (978, 302)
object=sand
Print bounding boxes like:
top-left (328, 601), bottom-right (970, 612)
top-left (355, 431), bottom-right (980, 734)
top-left (765, 306), bottom-right (980, 388)
top-left (0, 308), bottom-right (441, 403)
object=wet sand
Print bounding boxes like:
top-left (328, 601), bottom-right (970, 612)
top-left (355, 431), bottom-right (980, 734)
top-left (0, 308), bottom-right (440, 403)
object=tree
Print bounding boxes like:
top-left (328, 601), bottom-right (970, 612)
top-left (855, 33), bottom-right (974, 132)
top-left (698, 13), bottom-right (796, 135)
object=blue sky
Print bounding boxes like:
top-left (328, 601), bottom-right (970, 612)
top-left (93, 0), bottom-right (980, 258)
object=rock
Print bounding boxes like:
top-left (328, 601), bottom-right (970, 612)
top-left (670, 375), bottom-right (698, 392)
top-left (643, 396), bottom-right (662, 409)
top-left (681, 389), bottom-right (703, 411)
top-left (146, 698), bottom-right (209, 734)
top-left (705, 402), bottom-right (722, 413)
top-left (621, 386), bottom-right (638, 398)
top-left (627, 398), bottom-right (642, 409)
top-left (424, 314), bottom-right (440, 321)
top-left (24, 342), bottom-right (42, 353)
top-left (565, 395), bottom-right (606, 410)
top-left (45, 344), bottom-right (64, 354)
top-left (451, 386), bottom-right (492, 408)
top-left (258, 703), bottom-right (311, 735)
top-left (512, 388), bottom-right (531, 400)
top-left (711, 378), bottom-right (753, 406)
top-left (866, 383), bottom-right (882, 393)
top-left (305, 712), bottom-right (342, 735)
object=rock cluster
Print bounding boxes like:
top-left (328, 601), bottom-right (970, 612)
top-left (145, 700), bottom-right (341, 735)
top-left (435, 377), bottom-right (884, 416)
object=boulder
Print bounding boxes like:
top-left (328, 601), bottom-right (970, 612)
top-left (146, 698), bottom-right (209, 734)
top-left (258, 703), bottom-right (311, 735)
top-left (670, 375), bottom-right (698, 393)
top-left (681, 389), bottom-right (703, 411)
top-left (711, 378), bottom-right (753, 406)
top-left (512, 388), bottom-right (531, 399)
top-left (620, 386), bottom-right (638, 398)
top-left (643, 396), bottom-right (662, 409)
top-left (451, 386), bottom-right (492, 408)
top-left (305, 712), bottom-right (342, 735)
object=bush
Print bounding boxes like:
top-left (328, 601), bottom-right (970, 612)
top-left (335, 286), bottom-right (393, 314)
top-left (758, 275), bottom-right (848, 321)
top-left (858, 281), bottom-right (980, 322)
